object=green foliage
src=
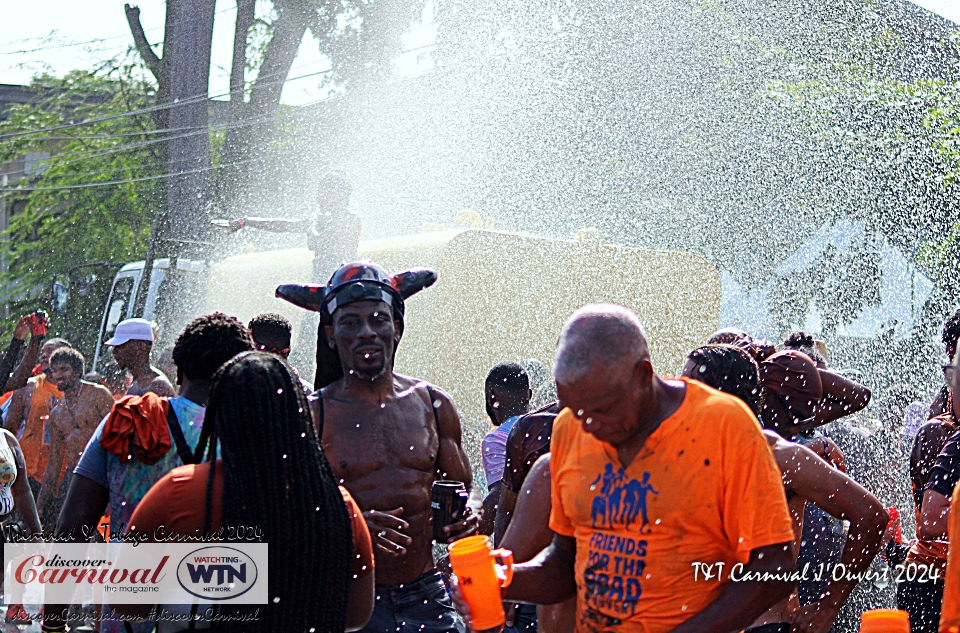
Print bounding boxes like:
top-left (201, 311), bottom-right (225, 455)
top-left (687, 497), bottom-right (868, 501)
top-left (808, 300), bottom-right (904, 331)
top-left (768, 241), bottom-right (883, 336)
top-left (0, 57), bottom-right (160, 357)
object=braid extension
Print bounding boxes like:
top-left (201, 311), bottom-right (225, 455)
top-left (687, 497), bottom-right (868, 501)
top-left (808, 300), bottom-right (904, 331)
top-left (203, 352), bottom-right (352, 632)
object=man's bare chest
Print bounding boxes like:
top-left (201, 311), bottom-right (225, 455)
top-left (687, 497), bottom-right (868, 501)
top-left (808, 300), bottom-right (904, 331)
top-left (323, 402), bottom-right (439, 477)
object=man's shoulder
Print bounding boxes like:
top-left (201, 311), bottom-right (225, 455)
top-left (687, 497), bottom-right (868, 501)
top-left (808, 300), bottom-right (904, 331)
top-left (392, 375), bottom-right (457, 412)
top-left (514, 402), bottom-right (560, 433)
top-left (83, 381), bottom-right (114, 400)
top-left (919, 416), bottom-right (957, 439)
top-left (680, 379), bottom-right (760, 429)
top-left (550, 407), bottom-right (584, 450)
top-left (936, 426), bottom-right (960, 458)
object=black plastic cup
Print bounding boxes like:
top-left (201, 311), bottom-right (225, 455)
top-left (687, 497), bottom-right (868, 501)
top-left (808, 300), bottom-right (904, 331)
top-left (431, 480), bottom-right (468, 544)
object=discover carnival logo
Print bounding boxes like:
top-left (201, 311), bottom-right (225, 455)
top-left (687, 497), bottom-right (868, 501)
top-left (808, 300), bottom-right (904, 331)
top-left (3, 543), bottom-right (268, 605)
top-left (176, 546), bottom-right (260, 601)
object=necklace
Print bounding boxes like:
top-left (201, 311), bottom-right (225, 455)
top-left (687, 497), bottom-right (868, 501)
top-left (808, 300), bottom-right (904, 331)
top-left (62, 383), bottom-right (84, 415)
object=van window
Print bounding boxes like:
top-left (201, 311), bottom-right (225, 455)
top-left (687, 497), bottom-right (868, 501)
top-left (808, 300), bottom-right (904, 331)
top-left (106, 276), bottom-right (135, 335)
top-left (96, 275), bottom-right (135, 371)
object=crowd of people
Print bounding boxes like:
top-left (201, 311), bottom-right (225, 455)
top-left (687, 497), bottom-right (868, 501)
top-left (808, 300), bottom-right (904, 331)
top-left (0, 258), bottom-right (956, 633)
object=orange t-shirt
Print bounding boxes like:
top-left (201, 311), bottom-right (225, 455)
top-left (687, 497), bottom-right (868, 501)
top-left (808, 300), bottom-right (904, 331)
top-left (549, 378), bottom-right (794, 633)
top-left (18, 375), bottom-right (62, 479)
top-left (939, 481), bottom-right (960, 632)
top-left (127, 461), bottom-right (373, 579)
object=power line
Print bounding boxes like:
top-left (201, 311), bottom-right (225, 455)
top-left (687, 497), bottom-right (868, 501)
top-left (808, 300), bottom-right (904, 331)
top-left (0, 34), bottom-right (435, 142)
top-left (0, 4), bottom-right (238, 56)
top-left (0, 59), bottom-right (334, 142)
top-left (0, 68), bottom-right (336, 180)
top-left (0, 154), bottom-right (267, 193)
top-left (0, 85), bottom-right (338, 183)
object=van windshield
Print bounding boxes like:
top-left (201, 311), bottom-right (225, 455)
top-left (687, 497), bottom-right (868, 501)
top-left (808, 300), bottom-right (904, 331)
top-left (96, 275), bottom-right (135, 371)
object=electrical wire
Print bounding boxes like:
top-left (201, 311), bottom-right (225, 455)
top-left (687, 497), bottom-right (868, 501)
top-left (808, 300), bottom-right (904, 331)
top-left (0, 57), bottom-right (335, 143)
top-left (0, 88), bottom-right (348, 192)
top-left (0, 3), bottom-right (239, 55)
top-left (0, 153), bottom-right (267, 192)
top-left (0, 66), bottom-right (336, 180)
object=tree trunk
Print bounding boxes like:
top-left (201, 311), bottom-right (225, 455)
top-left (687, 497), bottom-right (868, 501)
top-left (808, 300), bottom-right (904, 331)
top-left (218, 0), bottom-right (312, 212)
top-left (164, 0), bottom-right (216, 258)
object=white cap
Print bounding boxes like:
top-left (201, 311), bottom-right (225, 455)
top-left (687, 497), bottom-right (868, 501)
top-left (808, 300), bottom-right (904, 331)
top-left (106, 318), bottom-right (155, 346)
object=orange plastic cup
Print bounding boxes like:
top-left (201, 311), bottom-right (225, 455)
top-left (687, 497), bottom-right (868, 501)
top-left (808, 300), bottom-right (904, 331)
top-left (860, 609), bottom-right (910, 633)
top-left (449, 535), bottom-right (514, 630)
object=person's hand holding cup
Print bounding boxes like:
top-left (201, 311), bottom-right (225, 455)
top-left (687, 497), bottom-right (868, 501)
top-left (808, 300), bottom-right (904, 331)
top-left (449, 535), bottom-right (513, 633)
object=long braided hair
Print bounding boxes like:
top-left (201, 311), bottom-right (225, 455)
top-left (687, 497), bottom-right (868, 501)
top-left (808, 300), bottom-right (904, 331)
top-left (198, 352), bottom-right (352, 632)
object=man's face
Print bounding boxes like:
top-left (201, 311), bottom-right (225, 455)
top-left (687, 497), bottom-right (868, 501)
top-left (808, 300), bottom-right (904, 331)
top-left (556, 360), bottom-right (647, 446)
top-left (111, 341), bottom-right (137, 369)
top-left (326, 300), bottom-right (398, 381)
top-left (39, 342), bottom-right (63, 372)
top-left (50, 362), bottom-right (78, 391)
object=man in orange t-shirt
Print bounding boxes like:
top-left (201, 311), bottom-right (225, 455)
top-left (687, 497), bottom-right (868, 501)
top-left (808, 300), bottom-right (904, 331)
top-left (938, 480), bottom-right (960, 632)
top-left (489, 305), bottom-right (796, 633)
top-left (2, 338), bottom-right (70, 489)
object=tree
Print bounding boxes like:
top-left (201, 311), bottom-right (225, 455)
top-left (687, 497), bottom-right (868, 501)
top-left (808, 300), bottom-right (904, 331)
top-left (0, 60), bottom-right (161, 355)
top-left (125, 0), bottom-right (429, 216)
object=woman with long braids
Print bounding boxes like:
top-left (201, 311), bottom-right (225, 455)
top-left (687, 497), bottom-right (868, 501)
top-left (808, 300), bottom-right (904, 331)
top-left (120, 352), bottom-right (374, 632)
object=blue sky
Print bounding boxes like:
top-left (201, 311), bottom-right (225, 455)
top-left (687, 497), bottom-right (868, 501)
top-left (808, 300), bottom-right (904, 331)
top-left (0, 0), bottom-right (956, 106)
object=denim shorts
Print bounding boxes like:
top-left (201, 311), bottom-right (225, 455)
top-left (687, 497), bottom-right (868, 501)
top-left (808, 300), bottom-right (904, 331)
top-left (360, 568), bottom-right (465, 633)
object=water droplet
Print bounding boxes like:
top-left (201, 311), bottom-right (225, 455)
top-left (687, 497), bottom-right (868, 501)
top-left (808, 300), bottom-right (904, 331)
top-left (273, 596), bottom-right (280, 603)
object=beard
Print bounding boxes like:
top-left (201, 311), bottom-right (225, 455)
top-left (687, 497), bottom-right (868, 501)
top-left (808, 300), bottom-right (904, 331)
top-left (355, 362), bottom-right (387, 382)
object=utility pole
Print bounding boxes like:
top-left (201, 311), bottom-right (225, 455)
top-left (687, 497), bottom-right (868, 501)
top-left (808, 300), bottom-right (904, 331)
top-left (163, 0), bottom-right (216, 259)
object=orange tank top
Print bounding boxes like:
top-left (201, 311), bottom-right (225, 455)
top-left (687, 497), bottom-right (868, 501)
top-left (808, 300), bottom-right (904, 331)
top-left (18, 375), bottom-right (61, 479)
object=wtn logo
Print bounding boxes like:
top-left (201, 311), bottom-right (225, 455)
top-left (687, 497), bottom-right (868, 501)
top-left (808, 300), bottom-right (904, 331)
top-left (186, 562), bottom-right (247, 585)
top-left (177, 547), bottom-right (259, 601)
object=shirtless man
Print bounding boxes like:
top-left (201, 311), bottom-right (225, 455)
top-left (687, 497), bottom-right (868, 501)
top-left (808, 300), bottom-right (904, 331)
top-left (302, 261), bottom-right (475, 633)
top-left (3, 337), bottom-right (71, 491)
top-left (36, 347), bottom-right (113, 523)
top-left (108, 318), bottom-right (175, 397)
